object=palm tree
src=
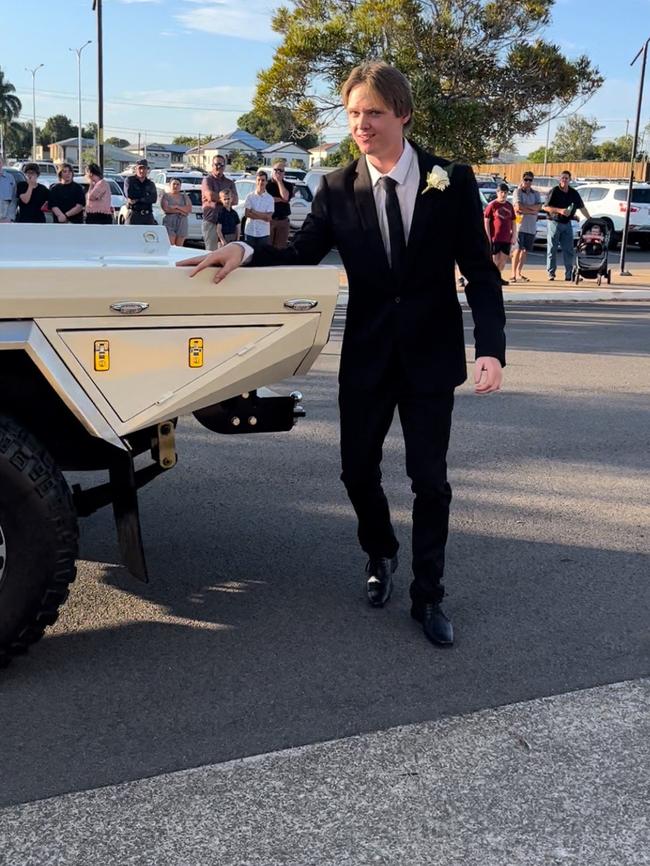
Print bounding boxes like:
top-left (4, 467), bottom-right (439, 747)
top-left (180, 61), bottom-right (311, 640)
top-left (0, 68), bottom-right (23, 158)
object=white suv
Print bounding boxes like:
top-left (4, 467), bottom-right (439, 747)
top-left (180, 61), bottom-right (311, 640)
top-left (148, 169), bottom-right (205, 187)
top-left (573, 182), bottom-right (650, 250)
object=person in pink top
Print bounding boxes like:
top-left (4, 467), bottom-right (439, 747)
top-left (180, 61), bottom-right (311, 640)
top-left (84, 163), bottom-right (113, 225)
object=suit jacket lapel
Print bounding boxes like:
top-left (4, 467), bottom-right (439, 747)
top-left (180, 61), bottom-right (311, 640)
top-left (406, 146), bottom-right (437, 260)
top-left (353, 157), bottom-right (390, 271)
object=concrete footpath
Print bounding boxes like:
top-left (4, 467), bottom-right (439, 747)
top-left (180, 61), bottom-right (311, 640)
top-left (336, 260), bottom-right (650, 303)
top-left (1, 680), bottom-right (648, 865)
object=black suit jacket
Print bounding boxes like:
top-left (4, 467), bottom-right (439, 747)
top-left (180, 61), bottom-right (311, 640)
top-left (252, 143), bottom-right (506, 392)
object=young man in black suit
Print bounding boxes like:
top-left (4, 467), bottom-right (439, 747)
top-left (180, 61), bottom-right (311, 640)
top-left (179, 62), bottom-right (506, 648)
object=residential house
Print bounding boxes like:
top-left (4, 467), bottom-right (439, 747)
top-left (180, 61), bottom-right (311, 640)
top-left (261, 141), bottom-right (310, 169)
top-left (308, 142), bottom-right (340, 167)
top-left (126, 142), bottom-right (188, 169)
top-left (48, 138), bottom-right (137, 172)
top-left (184, 129), bottom-right (269, 171)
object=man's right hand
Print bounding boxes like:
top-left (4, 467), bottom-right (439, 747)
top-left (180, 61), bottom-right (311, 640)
top-left (176, 244), bottom-right (245, 283)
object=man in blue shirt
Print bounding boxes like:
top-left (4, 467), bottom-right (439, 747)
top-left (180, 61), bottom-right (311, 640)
top-left (0, 157), bottom-right (17, 222)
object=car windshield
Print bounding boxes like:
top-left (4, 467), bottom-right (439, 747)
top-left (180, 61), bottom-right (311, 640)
top-left (185, 189), bottom-right (202, 206)
top-left (170, 175), bottom-right (203, 186)
top-left (613, 188), bottom-right (650, 203)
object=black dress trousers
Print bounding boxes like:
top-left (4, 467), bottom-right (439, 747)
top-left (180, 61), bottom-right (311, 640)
top-left (339, 363), bottom-right (454, 605)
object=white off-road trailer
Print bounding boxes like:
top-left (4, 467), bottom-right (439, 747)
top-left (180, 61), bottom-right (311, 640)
top-left (0, 225), bottom-right (338, 664)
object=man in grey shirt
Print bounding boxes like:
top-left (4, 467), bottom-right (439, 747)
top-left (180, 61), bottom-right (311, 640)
top-left (0, 157), bottom-right (17, 222)
top-left (511, 171), bottom-right (541, 282)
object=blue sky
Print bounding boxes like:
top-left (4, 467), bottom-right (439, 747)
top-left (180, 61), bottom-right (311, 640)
top-left (1, 0), bottom-right (648, 153)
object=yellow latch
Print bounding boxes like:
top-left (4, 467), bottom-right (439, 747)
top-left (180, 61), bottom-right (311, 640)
top-left (94, 340), bottom-right (110, 371)
top-left (189, 337), bottom-right (204, 368)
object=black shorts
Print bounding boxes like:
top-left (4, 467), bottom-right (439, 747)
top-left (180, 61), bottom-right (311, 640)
top-left (516, 231), bottom-right (535, 252)
top-left (491, 241), bottom-right (511, 255)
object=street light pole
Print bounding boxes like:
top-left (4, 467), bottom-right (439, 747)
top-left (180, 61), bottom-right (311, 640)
top-left (25, 64), bottom-right (44, 159)
top-left (620, 37), bottom-right (649, 276)
top-left (92, 0), bottom-right (104, 168)
top-left (543, 113), bottom-right (552, 175)
top-left (69, 40), bottom-right (92, 173)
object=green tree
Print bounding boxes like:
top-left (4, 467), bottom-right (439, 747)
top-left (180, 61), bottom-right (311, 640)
top-left (289, 158), bottom-right (307, 169)
top-left (0, 68), bottom-right (21, 124)
top-left (0, 68), bottom-right (22, 156)
top-left (2, 120), bottom-right (33, 158)
top-left (237, 106), bottom-right (318, 149)
top-left (82, 122), bottom-right (98, 140)
top-left (40, 115), bottom-right (76, 146)
top-left (81, 147), bottom-right (97, 169)
top-left (321, 135), bottom-right (360, 166)
top-left (552, 115), bottom-right (602, 160)
top-left (229, 149), bottom-right (248, 170)
top-left (106, 137), bottom-right (130, 148)
top-left (527, 145), bottom-right (556, 163)
top-left (254, 0), bottom-right (602, 163)
top-left (594, 134), bottom-right (633, 162)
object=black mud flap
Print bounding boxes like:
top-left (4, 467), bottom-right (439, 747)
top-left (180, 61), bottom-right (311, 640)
top-left (109, 450), bottom-right (149, 583)
top-left (194, 389), bottom-right (303, 435)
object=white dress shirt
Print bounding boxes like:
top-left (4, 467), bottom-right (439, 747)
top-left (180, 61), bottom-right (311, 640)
top-left (365, 138), bottom-right (419, 263)
top-left (233, 138), bottom-right (420, 263)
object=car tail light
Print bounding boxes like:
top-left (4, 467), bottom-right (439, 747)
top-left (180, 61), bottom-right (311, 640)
top-left (619, 203), bottom-right (639, 213)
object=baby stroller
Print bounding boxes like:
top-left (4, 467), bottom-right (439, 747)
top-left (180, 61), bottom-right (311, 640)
top-left (572, 218), bottom-right (612, 286)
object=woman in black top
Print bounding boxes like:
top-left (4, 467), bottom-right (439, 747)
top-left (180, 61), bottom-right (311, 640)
top-left (48, 163), bottom-right (85, 224)
top-left (16, 163), bottom-right (48, 223)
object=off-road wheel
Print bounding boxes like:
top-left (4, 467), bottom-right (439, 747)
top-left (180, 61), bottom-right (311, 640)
top-left (0, 415), bottom-right (78, 667)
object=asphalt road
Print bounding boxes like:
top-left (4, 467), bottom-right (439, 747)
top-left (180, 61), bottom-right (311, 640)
top-left (1, 303), bottom-right (648, 808)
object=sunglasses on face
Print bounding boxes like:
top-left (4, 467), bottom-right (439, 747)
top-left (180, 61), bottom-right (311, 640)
top-left (523, 177), bottom-right (533, 181)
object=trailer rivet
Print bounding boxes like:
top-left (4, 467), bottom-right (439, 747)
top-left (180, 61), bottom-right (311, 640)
top-left (230, 416), bottom-right (241, 427)
top-left (248, 416), bottom-right (258, 426)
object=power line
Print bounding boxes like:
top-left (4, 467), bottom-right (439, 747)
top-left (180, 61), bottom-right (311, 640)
top-left (13, 86), bottom-right (249, 113)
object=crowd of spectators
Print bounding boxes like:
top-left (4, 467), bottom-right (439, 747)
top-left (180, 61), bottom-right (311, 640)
top-left (1, 154), bottom-right (299, 252)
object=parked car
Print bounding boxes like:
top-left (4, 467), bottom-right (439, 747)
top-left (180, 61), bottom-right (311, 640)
top-left (73, 176), bottom-right (126, 223)
top-left (11, 160), bottom-right (58, 181)
top-left (288, 181), bottom-right (313, 231)
top-left (153, 185), bottom-right (204, 243)
top-left (304, 167), bottom-right (337, 198)
top-left (533, 211), bottom-right (581, 247)
top-left (148, 169), bottom-right (205, 188)
top-left (572, 181), bottom-right (650, 250)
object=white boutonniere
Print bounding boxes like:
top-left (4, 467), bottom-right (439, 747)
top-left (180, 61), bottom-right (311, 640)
top-left (422, 163), bottom-right (454, 195)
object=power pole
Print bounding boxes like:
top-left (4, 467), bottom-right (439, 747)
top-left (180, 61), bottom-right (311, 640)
top-left (92, 0), bottom-right (104, 167)
top-left (69, 41), bottom-right (91, 172)
top-left (620, 37), bottom-right (649, 276)
top-left (25, 64), bottom-right (44, 159)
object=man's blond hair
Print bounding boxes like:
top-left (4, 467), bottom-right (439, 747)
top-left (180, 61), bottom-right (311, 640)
top-left (341, 61), bottom-right (413, 128)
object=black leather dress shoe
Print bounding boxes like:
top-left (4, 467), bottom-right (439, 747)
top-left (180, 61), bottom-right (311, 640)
top-left (411, 602), bottom-right (454, 646)
top-left (366, 555), bottom-right (398, 607)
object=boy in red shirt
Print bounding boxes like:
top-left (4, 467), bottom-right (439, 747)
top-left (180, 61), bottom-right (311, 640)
top-left (484, 183), bottom-right (515, 285)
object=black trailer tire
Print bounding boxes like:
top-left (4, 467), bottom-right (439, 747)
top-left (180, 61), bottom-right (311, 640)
top-left (0, 415), bottom-right (78, 667)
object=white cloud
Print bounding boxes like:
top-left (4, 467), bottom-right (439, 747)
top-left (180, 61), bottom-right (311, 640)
top-left (176, 0), bottom-right (281, 43)
top-left (119, 84), bottom-right (255, 108)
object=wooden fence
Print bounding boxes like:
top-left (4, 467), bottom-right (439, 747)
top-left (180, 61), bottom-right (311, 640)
top-left (473, 161), bottom-right (650, 183)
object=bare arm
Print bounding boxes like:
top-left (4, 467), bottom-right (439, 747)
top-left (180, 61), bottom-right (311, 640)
top-left (246, 208), bottom-right (273, 222)
top-left (19, 183), bottom-right (36, 204)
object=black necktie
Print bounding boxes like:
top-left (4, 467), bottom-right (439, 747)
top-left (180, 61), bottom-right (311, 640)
top-left (379, 175), bottom-right (406, 276)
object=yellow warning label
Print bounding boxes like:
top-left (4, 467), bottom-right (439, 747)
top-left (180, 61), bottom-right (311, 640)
top-left (94, 340), bottom-right (110, 371)
top-left (189, 337), bottom-right (204, 368)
